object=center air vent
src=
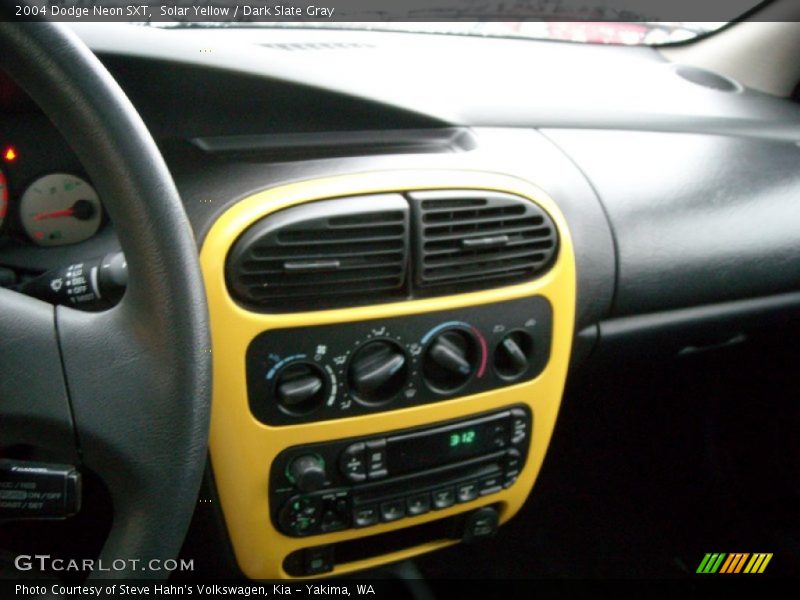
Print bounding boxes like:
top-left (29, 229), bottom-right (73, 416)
top-left (226, 194), bottom-right (409, 312)
top-left (409, 190), bottom-right (558, 290)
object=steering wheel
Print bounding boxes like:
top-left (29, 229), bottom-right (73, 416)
top-left (0, 22), bottom-right (211, 577)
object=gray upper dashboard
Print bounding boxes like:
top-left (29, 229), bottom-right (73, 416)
top-left (71, 23), bottom-right (800, 141)
top-left (5, 24), bottom-right (800, 331)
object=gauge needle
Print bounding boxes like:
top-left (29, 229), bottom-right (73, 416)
top-left (32, 199), bottom-right (95, 221)
top-left (33, 208), bottom-right (74, 221)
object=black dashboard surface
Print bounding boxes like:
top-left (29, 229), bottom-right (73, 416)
top-left (546, 129), bottom-right (800, 316)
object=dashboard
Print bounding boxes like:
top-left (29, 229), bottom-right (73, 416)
top-left (3, 23), bottom-right (800, 580)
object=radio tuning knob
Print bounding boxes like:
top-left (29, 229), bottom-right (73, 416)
top-left (287, 454), bottom-right (327, 493)
top-left (347, 340), bottom-right (408, 405)
top-left (423, 330), bottom-right (477, 393)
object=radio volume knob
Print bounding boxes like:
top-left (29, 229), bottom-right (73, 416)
top-left (287, 454), bottom-right (327, 493)
top-left (347, 340), bottom-right (408, 405)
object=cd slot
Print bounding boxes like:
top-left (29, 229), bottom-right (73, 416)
top-left (353, 451), bottom-right (506, 505)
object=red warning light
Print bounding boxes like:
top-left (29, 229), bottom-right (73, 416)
top-left (3, 146), bottom-right (17, 162)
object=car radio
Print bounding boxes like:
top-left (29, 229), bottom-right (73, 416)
top-left (269, 406), bottom-right (531, 537)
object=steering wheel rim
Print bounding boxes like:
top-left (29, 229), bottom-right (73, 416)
top-left (0, 22), bottom-right (211, 577)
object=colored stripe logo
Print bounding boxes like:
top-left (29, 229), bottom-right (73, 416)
top-left (696, 553), bottom-right (772, 574)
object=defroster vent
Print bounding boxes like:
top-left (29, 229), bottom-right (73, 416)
top-left (410, 190), bottom-right (558, 291)
top-left (226, 194), bottom-right (409, 312)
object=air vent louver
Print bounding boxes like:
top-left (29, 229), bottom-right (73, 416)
top-left (410, 190), bottom-right (558, 290)
top-left (227, 194), bottom-right (409, 311)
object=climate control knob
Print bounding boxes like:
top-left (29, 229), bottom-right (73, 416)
top-left (347, 340), bottom-right (408, 405)
top-left (287, 454), bottom-right (327, 493)
top-left (494, 331), bottom-right (533, 380)
top-left (274, 362), bottom-right (326, 415)
top-left (423, 329), bottom-right (478, 393)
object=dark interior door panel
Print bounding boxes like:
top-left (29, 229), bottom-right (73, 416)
top-left (545, 129), bottom-right (800, 317)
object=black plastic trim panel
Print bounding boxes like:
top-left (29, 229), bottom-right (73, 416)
top-left (546, 129), bottom-right (800, 317)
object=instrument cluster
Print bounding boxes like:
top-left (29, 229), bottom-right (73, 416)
top-left (0, 111), bottom-right (109, 256)
top-left (0, 161), bottom-right (104, 248)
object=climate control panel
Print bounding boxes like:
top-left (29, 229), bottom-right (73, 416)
top-left (246, 296), bottom-right (552, 425)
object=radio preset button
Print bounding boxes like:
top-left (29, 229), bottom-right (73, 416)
top-left (479, 475), bottom-right (503, 496)
top-left (505, 448), bottom-right (521, 471)
top-left (406, 493), bottom-right (431, 516)
top-left (339, 443), bottom-right (367, 482)
top-left (456, 481), bottom-right (479, 503)
top-left (380, 499), bottom-right (406, 522)
top-left (511, 409), bottom-right (528, 430)
top-left (510, 418), bottom-right (528, 445)
top-left (352, 505), bottom-right (379, 528)
top-left (319, 494), bottom-right (350, 532)
top-left (320, 510), bottom-right (348, 533)
top-left (493, 436), bottom-right (508, 450)
top-left (432, 488), bottom-right (455, 509)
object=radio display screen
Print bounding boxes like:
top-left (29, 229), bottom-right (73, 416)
top-left (387, 413), bottom-right (508, 475)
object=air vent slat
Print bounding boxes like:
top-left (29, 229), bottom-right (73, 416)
top-left (240, 265), bottom-right (403, 285)
top-left (423, 259), bottom-right (548, 281)
top-left (423, 238), bottom-right (555, 257)
top-left (278, 226), bottom-right (404, 243)
top-left (411, 191), bottom-right (558, 290)
top-left (241, 253), bottom-right (405, 274)
top-left (226, 194), bottom-right (409, 312)
top-left (423, 206), bottom-right (526, 223)
top-left (424, 250), bottom-right (549, 270)
top-left (246, 278), bottom-right (401, 299)
top-left (251, 241), bottom-right (404, 259)
top-left (423, 223), bottom-right (551, 241)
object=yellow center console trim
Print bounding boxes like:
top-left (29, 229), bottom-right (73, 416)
top-left (199, 170), bottom-right (576, 579)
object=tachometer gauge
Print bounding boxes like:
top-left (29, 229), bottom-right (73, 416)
top-left (0, 168), bottom-right (8, 230)
top-left (20, 173), bottom-right (102, 246)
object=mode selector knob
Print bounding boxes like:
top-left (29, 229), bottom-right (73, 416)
top-left (347, 340), bottom-right (408, 405)
top-left (274, 362), bottom-right (327, 416)
top-left (287, 454), bottom-right (327, 493)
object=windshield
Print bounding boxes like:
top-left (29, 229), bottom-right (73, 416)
top-left (136, 0), bottom-right (768, 45)
top-left (158, 21), bottom-right (729, 45)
